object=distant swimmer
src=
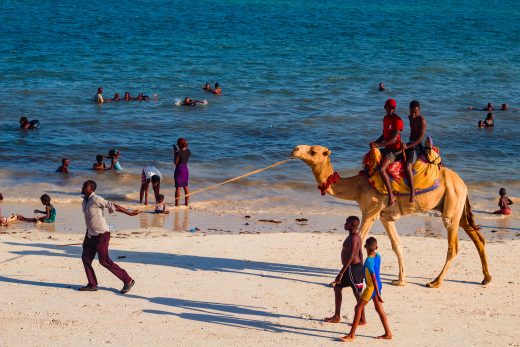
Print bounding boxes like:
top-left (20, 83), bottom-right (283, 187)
top-left (123, 92), bottom-right (134, 101)
top-left (95, 87), bottom-right (104, 104)
top-left (483, 103), bottom-right (494, 112)
top-left (92, 154), bottom-right (107, 171)
top-left (105, 93), bottom-right (121, 102)
top-left (136, 93), bottom-right (150, 101)
top-left (483, 113), bottom-right (494, 127)
top-left (501, 103), bottom-right (508, 111)
top-left (202, 82), bottom-right (212, 92)
top-left (19, 116), bottom-right (40, 130)
top-left (493, 188), bottom-right (513, 215)
top-left (106, 149), bottom-right (122, 171)
top-left (212, 82), bottom-right (222, 95)
top-left (181, 97), bottom-right (204, 106)
top-left (378, 82), bottom-right (385, 91)
top-left (56, 158), bottom-right (70, 173)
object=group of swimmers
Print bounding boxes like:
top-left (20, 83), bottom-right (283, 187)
top-left (179, 82), bottom-right (223, 107)
top-left (95, 87), bottom-right (155, 104)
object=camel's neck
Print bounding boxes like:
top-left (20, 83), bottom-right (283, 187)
top-left (311, 159), bottom-right (359, 201)
top-left (312, 158), bottom-right (334, 186)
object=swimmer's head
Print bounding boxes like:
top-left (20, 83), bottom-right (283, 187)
top-left (365, 237), bottom-right (378, 253)
top-left (62, 158), bottom-right (70, 165)
top-left (409, 100), bottom-right (420, 116)
top-left (124, 92), bottom-right (131, 99)
top-left (96, 154), bottom-right (103, 163)
top-left (137, 93), bottom-right (144, 100)
top-left (486, 113), bottom-right (493, 120)
top-left (157, 194), bottom-right (165, 203)
top-left (151, 175), bottom-right (161, 187)
top-left (184, 97), bottom-right (191, 103)
top-left (177, 137), bottom-right (188, 149)
top-left (378, 82), bottom-right (385, 90)
top-left (501, 103), bottom-right (508, 111)
top-left (114, 93), bottom-right (120, 99)
top-left (204, 83), bottom-right (211, 89)
top-left (478, 120), bottom-right (484, 128)
top-left (214, 82), bottom-right (220, 89)
top-left (108, 149), bottom-right (119, 158)
top-left (20, 116), bottom-right (29, 125)
top-left (40, 194), bottom-right (51, 205)
top-left (98, 87), bottom-right (103, 94)
top-left (499, 188), bottom-right (507, 196)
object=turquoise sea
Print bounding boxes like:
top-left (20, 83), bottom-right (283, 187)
top-left (0, 1), bottom-right (519, 217)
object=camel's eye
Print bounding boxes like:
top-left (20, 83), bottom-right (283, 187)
top-left (310, 150), bottom-right (316, 156)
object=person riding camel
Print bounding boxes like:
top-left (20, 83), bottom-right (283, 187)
top-left (403, 100), bottom-right (427, 203)
top-left (370, 99), bottom-right (403, 206)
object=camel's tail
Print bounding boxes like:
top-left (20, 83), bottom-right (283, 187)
top-left (460, 196), bottom-right (485, 244)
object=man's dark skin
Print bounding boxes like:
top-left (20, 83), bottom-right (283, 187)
top-left (140, 175), bottom-right (160, 206)
top-left (324, 217), bottom-right (365, 325)
top-left (370, 103), bottom-right (401, 206)
top-left (403, 103), bottom-right (426, 203)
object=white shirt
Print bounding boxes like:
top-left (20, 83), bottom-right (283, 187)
top-left (142, 166), bottom-right (162, 180)
top-left (82, 193), bottom-right (114, 237)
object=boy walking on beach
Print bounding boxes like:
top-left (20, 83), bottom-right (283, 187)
top-left (324, 216), bottom-right (365, 324)
top-left (79, 180), bottom-right (140, 294)
top-left (340, 237), bottom-right (392, 342)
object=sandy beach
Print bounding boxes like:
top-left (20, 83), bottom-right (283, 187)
top-left (1, 212), bottom-right (519, 346)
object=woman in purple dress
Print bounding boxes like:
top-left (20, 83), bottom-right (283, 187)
top-left (174, 138), bottom-right (191, 206)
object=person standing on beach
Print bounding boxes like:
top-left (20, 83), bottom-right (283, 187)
top-left (403, 100), bottom-right (426, 203)
top-left (95, 87), bottom-right (104, 104)
top-left (324, 216), bottom-right (365, 324)
top-left (174, 138), bottom-right (191, 206)
top-left (79, 180), bottom-right (139, 293)
top-left (370, 99), bottom-right (404, 206)
top-left (139, 165), bottom-right (162, 205)
top-left (340, 237), bottom-right (392, 342)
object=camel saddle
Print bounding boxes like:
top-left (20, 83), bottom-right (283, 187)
top-left (361, 145), bottom-right (442, 196)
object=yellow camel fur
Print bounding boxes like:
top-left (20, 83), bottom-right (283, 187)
top-left (292, 145), bottom-right (491, 288)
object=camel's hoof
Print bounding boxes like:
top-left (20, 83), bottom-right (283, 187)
top-left (391, 280), bottom-right (407, 286)
top-left (482, 275), bottom-right (492, 285)
top-left (426, 281), bottom-right (441, 288)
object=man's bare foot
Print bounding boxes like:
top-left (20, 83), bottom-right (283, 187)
top-left (377, 334), bottom-right (392, 340)
top-left (324, 316), bottom-right (341, 323)
top-left (339, 334), bottom-right (355, 342)
top-left (387, 195), bottom-right (396, 206)
top-left (409, 195), bottom-right (416, 203)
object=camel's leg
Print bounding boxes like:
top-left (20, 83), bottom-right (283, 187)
top-left (462, 226), bottom-right (492, 285)
top-left (379, 217), bottom-right (406, 286)
top-left (359, 213), bottom-right (380, 241)
top-left (426, 214), bottom-right (461, 288)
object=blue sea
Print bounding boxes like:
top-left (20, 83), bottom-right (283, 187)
top-left (0, 0), bottom-right (519, 217)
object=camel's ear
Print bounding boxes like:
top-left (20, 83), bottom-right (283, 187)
top-left (323, 150), bottom-right (331, 157)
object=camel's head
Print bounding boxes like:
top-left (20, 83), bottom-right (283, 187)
top-left (291, 145), bottom-right (331, 166)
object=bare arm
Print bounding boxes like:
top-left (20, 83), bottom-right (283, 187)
top-left (376, 130), bottom-right (400, 148)
top-left (372, 273), bottom-right (383, 302)
top-left (113, 203), bottom-right (140, 216)
top-left (336, 235), bottom-right (361, 281)
top-left (406, 118), bottom-right (427, 149)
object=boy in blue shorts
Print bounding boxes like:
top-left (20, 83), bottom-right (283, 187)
top-left (340, 237), bottom-right (392, 342)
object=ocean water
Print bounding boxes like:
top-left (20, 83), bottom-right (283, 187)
top-left (0, 0), bottom-right (519, 218)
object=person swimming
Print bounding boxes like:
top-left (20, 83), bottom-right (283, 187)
top-left (483, 113), bottom-right (494, 127)
top-left (501, 103), bottom-right (508, 111)
top-left (19, 116), bottom-right (40, 130)
top-left (378, 82), bottom-right (385, 91)
top-left (136, 93), bottom-right (150, 101)
top-left (107, 149), bottom-right (123, 171)
top-left (202, 83), bottom-right (212, 92)
top-left (123, 92), bottom-right (134, 101)
top-left (181, 97), bottom-right (203, 106)
top-left (212, 83), bottom-right (222, 95)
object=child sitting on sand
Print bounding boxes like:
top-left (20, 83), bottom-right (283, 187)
top-left (93, 154), bottom-right (107, 171)
top-left (17, 194), bottom-right (56, 223)
top-left (154, 194), bottom-right (169, 214)
top-left (324, 216), bottom-right (365, 324)
top-left (106, 149), bottom-right (122, 171)
top-left (494, 188), bottom-right (513, 215)
top-left (340, 237), bottom-right (392, 342)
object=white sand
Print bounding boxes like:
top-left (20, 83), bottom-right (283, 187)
top-left (1, 227), bottom-right (519, 346)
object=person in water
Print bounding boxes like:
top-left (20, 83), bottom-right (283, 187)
top-left (340, 237), bottom-right (392, 342)
top-left (370, 99), bottom-right (404, 206)
top-left (136, 93), bottom-right (150, 101)
top-left (104, 93), bottom-right (121, 102)
top-left (378, 82), bottom-right (385, 91)
top-left (483, 103), bottom-right (494, 112)
top-left (403, 100), bottom-right (426, 203)
top-left (17, 194), bottom-right (56, 223)
top-left (154, 194), bottom-right (169, 214)
top-left (140, 165), bottom-right (162, 205)
top-left (212, 82), bottom-right (222, 95)
top-left (19, 116), bottom-right (40, 130)
top-left (324, 216), bottom-right (365, 325)
top-left (123, 92), bottom-right (134, 101)
top-left (202, 83), bottom-right (212, 92)
top-left (95, 87), bottom-right (104, 104)
top-left (92, 154), bottom-right (107, 171)
top-left (181, 97), bottom-right (203, 106)
top-left (494, 188), bottom-right (513, 215)
top-left (174, 138), bottom-right (191, 206)
top-left (501, 103), bottom-right (508, 111)
top-left (56, 158), bottom-right (70, 173)
top-left (106, 149), bottom-right (122, 171)
top-left (483, 113), bottom-right (494, 127)
top-left (478, 120), bottom-right (485, 128)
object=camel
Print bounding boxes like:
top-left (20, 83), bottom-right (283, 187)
top-left (291, 144), bottom-right (491, 288)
